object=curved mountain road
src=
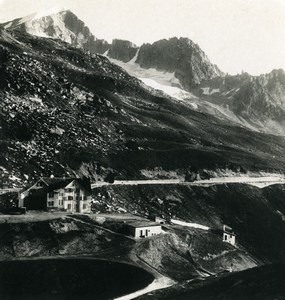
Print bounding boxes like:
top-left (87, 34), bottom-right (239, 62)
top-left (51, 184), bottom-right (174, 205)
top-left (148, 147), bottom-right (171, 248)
top-left (91, 175), bottom-right (285, 189)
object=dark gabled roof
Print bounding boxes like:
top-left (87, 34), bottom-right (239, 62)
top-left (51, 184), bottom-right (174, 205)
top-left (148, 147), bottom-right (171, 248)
top-left (23, 177), bottom-right (91, 194)
top-left (46, 177), bottom-right (91, 195)
top-left (223, 225), bottom-right (236, 236)
top-left (224, 230), bottom-right (236, 236)
top-left (44, 178), bottom-right (74, 192)
top-left (71, 178), bottom-right (92, 195)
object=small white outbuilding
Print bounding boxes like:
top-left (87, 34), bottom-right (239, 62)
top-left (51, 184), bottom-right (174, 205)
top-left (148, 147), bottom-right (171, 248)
top-left (126, 221), bottom-right (162, 238)
top-left (222, 224), bottom-right (236, 246)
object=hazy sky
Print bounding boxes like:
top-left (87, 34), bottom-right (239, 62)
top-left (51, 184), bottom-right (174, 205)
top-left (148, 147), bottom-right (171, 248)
top-left (0, 0), bottom-right (285, 75)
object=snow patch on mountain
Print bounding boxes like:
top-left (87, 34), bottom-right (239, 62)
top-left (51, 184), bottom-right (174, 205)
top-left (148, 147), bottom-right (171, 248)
top-left (201, 87), bottom-right (221, 95)
top-left (108, 56), bottom-right (198, 101)
top-left (129, 49), bottom-right (139, 63)
top-left (103, 49), bottom-right (109, 56)
top-left (4, 22), bottom-right (12, 29)
top-left (140, 78), bottom-right (196, 101)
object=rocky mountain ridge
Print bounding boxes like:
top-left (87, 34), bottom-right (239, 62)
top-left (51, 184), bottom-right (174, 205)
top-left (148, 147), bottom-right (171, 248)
top-left (2, 9), bottom-right (285, 134)
top-left (194, 69), bottom-right (285, 134)
top-left (1, 29), bottom-right (285, 188)
top-left (136, 37), bottom-right (223, 89)
top-left (0, 10), bottom-right (223, 89)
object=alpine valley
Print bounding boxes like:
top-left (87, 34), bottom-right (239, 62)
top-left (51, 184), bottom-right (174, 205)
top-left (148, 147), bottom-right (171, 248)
top-left (1, 8), bottom-right (285, 300)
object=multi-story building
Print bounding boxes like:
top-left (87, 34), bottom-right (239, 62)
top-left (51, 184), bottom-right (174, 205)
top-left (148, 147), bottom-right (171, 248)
top-left (19, 177), bottom-right (92, 213)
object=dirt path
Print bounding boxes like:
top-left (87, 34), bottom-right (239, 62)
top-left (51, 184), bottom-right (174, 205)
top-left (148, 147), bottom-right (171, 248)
top-left (91, 175), bottom-right (285, 189)
top-left (115, 276), bottom-right (174, 300)
top-left (115, 237), bottom-right (175, 300)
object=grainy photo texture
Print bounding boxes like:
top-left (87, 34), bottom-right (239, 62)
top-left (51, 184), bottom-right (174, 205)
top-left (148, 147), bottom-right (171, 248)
top-left (0, 0), bottom-right (285, 299)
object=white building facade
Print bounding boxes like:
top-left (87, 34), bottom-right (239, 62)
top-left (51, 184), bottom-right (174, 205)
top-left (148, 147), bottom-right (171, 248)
top-left (222, 225), bottom-right (236, 246)
top-left (19, 177), bottom-right (92, 213)
top-left (47, 180), bottom-right (91, 213)
top-left (127, 222), bottom-right (163, 238)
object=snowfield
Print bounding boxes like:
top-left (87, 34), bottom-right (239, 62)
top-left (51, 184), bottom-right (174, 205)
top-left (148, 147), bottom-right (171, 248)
top-left (139, 78), bottom-right (196, 101)
top-left (171, 219), bottom-right (210, 231)
top-left (107, 56), bottom-right (197, 101)
top-left (201, 87), bottom-right (220, 95)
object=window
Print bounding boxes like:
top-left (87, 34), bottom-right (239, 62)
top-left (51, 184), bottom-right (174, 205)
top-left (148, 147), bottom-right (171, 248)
top-left (67, 204), bottom-right (71, 209)
top-left (225, 235), bottom-right (228, 241)
top-left (83, 204), bottom-right (87, 209)
top-left (140, 230), bottom-right (143, 237)
top-left (68, 196), bottom-right (73, 200)
top-left (48, 201), bottom-right (54, 206)
top-left (48, 192), bottom-right (54, 198)
top-left (65, 188), bottom-right (73, 193)
top-left (83, 195), bottom-right (87, 200)
top-left (59, 200), bottom-right (63, 206)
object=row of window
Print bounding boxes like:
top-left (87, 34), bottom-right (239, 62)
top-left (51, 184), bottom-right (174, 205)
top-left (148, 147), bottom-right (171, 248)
top-left (48, 202), bottom-right (87, 210)
top-left (48, 194), bottom-right (89, 200)
top-left (66, 204), bottom-right (87, 210)
top-left (65, 188), bottom-right (81, 193)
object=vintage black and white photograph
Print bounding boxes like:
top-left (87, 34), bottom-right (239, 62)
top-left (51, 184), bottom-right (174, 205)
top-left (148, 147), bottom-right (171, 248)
top-left (0, 0), bottom-right (285, 299)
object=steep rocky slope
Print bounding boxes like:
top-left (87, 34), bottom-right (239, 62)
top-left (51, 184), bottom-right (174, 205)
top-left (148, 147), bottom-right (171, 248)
top-left (1, 29), bottom-right (285, 188)
top-left (3, 11), bottom-right (285, 134)
top-left (0, 10), bottom-right (110, 54)
top-left (1, 12), bottom-right (222, 89)
top-left (136, 37), bottom-right (223, 89)
top-left (92, 183), bottom-right (285, 263)
top-left (138, 263), bottom-right (285, 300)
top-left (0, 216), bottom-right (133, 259)
top-left (107, 39), bottom-right (138, 63)
top-left (194, 69), bottom-right (285, 134)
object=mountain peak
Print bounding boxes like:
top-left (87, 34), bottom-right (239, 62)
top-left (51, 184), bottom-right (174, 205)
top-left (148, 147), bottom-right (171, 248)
top-left (32, 6), bottom-right (68, 20)
top-left (136, 36), bottom-right (223, 88)
top-left (0, 9), bottom-right (110, 54)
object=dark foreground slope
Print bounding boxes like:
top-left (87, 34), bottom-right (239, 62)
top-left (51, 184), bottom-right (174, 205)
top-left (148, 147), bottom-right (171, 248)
top-left (93, 183), bottom-right (285, 264)
top-left (138, 263), bottom-right (285, 300)
top-left (1, 30), bottom-right (285, 187)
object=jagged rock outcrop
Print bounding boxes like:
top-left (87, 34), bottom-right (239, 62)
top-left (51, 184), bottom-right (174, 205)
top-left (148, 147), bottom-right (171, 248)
top-left (195, 69), bottom-right (285, 131)
top-left (107, 39), bottom-right (138, 62)
top-left (1, 13), bottom-right (223, 89)
top-left (135, 37), bottom-right (223, 89)
top-left (232, 69), bottom-right (285, 120)
top-left (3, 11), bottom-right (285, 134)
top-left (0, 10), bottom-right (110, 54)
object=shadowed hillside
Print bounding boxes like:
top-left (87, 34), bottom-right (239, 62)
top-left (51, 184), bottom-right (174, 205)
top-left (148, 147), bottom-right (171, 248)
top-left (1, 30), bottom-right (285, 187)
top-left (137, 263), bottom-right (285, 300)
top-left (92, 183), bottom-right (285, 263)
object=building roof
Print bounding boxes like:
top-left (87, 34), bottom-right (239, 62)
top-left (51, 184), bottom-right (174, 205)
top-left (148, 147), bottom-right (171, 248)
top-left (42, 178), bottom-right (73, 191)
top-left (126, 221), bottom-right (161, 228)
top-left (223, 225), bottom-right (236, 235)
top-left (224, 231), bottom-right (236, 236)
top-left (23, 177), bottom-right (91, 195)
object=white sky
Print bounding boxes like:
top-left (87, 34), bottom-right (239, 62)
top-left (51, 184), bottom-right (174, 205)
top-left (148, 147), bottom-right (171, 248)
top-left (0, 0), bottom-right (285, 75)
